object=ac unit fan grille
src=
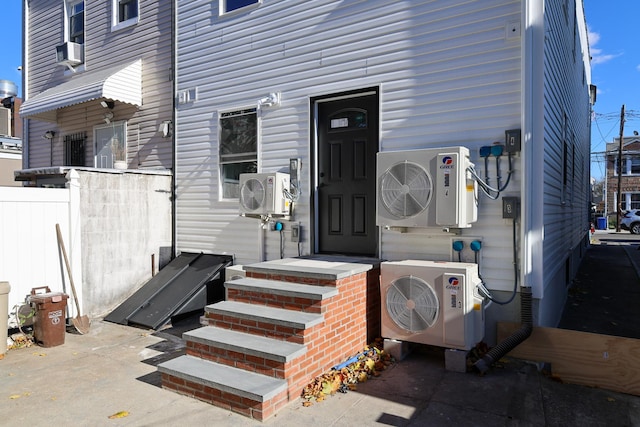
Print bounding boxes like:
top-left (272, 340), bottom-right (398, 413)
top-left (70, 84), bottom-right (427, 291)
top-left (240, 178), bottom-right (265, 211)
top-left (380, 161), bottom-right (433, 218)
top-left (386, 275), bottom-right (439, 333)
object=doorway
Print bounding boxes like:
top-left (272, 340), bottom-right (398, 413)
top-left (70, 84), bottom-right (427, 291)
top-left (312, 88), bottom-right (379, 256)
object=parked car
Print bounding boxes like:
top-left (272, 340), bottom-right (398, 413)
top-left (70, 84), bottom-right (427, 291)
top-left (621, 210), bottom-right (640, 234)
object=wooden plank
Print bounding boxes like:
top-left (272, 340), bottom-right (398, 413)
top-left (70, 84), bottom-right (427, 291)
top-left (497, 322), bottom-right (640, 396)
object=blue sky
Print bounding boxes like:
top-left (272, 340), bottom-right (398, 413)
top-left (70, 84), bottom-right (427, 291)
top-left (585, 0), bottom-right (640, 180)
top-left (3, 1), bottom-right (22, 97)
top-left (1, 1), bottom-right (637, 180)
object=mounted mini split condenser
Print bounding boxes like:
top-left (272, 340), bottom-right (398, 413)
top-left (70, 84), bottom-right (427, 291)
top-left (238, 172), bottom-right (290, 216)
top-left (380, 260), bottom-right (485, 350)
top-left (376, 146), bottom-right (477, 229)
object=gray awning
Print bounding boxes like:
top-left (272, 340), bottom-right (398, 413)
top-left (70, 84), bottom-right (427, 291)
top-left (20, 59), bottom-right (142, 122)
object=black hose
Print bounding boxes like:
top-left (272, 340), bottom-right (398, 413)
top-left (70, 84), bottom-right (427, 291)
top-left (474, 286), bottom-right (533, 374)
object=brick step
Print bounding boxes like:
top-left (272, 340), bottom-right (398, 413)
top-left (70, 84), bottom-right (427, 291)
top-left (159, 355), bottom-right (288, 421)
top-left (185, 326), bottom-right (306, 377)
top-left (204, 300), bottom-right (325, 344)
top-left (225, 277), bottom-right (338, 312)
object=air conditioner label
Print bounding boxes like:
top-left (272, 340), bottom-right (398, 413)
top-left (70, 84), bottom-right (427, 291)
top-left (450, 291), bottom-right (457, 308)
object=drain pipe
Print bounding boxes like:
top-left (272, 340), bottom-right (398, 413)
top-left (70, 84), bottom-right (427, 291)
top-left (474, 285), bottom-right (532, 374)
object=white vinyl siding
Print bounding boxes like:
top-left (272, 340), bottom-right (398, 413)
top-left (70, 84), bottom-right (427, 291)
top-left (175, 0), bottom-right (523, 273)
top-left (175, 0), bottom-right (590, 332)
top-left (540, 0), bottom-right (591, 319)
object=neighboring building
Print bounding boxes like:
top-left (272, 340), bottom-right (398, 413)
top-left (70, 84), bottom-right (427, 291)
top-left (174, 0), bottom-right (592, 340)
top-left (605, 135), bottom-right (640, 217)
top-left (20, 1), bottom-right (173, 172)
top-left (16, 0), bottom-right (173, 317)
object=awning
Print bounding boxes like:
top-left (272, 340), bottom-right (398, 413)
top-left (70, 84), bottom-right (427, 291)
top-left (20, 59), bottom-right (142, 122)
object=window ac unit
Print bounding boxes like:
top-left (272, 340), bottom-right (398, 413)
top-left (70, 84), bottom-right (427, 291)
top-left (56, 42), bottom-right (83, 66)
top-left (238, 172), bottom-right (290, 216)
top-left (376, 146), bottom-right (477, 229)
top-left (380, 260), bottom-right (485, 350)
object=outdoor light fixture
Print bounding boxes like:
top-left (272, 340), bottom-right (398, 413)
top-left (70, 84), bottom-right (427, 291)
top-left (257, 92), bottom-right (281, 108)
top-left (104, 112), bottom-right (114, 124)
top-left (43, 131), bottom-right (55, 139)
top-left (100, 100), bottom-right (115, 109)
top-left (159, 120), bottom-right (172, 138)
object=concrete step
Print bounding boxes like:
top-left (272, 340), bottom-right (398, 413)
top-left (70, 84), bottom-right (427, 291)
top-left (205, 300), bottom-right (324, 330)
top-left (185, 326), bottom-right (307, 363)
top-left (225, 277), bottom-right (338, 301)
top-left (159, 355), bottom-right (288, 420)
top-left (243, 257), bottom-right (375, 281)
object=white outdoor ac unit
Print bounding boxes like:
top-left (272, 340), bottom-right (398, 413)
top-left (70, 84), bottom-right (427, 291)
top-left (238, 172), bottom-right (290, 216)
top-left (380, 260), bottom-right (485, 350)
top-left (376, 146), bottom-right (477, 229)
top-left (56, 42), bottom-right (83, 66)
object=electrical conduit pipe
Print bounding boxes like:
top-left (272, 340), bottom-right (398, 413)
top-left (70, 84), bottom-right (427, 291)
top-left (474, 286), bottom-right (533, 374)
top-left (0, 281), bottom-right (10, 355)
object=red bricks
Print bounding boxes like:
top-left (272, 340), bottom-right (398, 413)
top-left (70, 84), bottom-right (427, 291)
top-left (163, 264), bottom-right (381, 421)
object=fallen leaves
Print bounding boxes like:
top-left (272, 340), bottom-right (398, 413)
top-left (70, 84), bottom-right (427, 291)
top-left (8, 334), bottom-right (33, 350)
top-left (9, 392), bottom-right (31, 400)
top-left (108, 411), bottom-right (130, 419)
top-left (301, 338), bottom-right (393, 406)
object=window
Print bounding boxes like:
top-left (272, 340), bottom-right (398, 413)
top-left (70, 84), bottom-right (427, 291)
top-left (614, 156), bottom-right (640, 175)
top-left (64, 132), bottom-right (86, 166)
top-left (66, 1), bottom-right (84, 44)
top-left (95, 122), bottom-right (127, 169)
top-left (112, 0), bottom-right (139, 30)
top-left (219, 108), bottom-right (258, 199)
top-left (220, 0), bottom-right (260, 15)
top-left (631, 194), bottom-right (640, 210)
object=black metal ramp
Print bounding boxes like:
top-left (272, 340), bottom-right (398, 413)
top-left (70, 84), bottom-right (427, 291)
top-left (104, 253), bottom-right (233, 330)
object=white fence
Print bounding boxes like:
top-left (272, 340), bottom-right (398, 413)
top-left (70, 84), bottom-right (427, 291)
top-left (0, 171), bottom-right (82, 328)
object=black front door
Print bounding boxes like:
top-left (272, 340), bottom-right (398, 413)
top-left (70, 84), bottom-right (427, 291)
top-left (315, 89), bottom-right (379, 256)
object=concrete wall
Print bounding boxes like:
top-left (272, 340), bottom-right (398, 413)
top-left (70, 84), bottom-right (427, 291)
top-left (77, 170), bottom-right (172, 318)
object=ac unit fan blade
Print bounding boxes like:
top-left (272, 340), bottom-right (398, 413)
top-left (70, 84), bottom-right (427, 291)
top-left (386, 275), bottom-right (439, 333)
top-left (240, 178), bottom-right (265, 211)
top-left (380, 162), bottom-right (433, 218)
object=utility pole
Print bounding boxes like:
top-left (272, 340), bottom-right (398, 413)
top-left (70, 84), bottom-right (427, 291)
top-left (616, 104), bottom-right (625, 232)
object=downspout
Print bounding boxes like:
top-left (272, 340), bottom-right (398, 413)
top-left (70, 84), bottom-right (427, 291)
top-left (21, 0), bottom-right (29, 169)
top-left (170, 0), bottom-right (177, 258)
top-left (474, 287), bottom-right (532, 373)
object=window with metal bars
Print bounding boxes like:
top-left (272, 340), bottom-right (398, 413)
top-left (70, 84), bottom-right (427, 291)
top-left (64, 132), bottom-right (86, 166)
